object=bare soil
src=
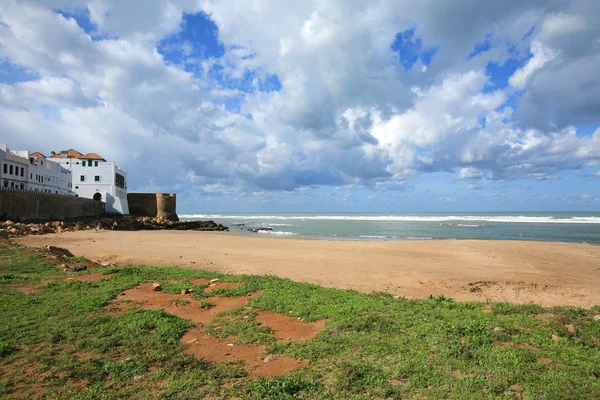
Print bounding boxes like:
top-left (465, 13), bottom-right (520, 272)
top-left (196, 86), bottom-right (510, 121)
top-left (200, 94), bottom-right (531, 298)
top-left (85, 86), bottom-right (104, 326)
top-left (107, 281), bottom-right (324, 378)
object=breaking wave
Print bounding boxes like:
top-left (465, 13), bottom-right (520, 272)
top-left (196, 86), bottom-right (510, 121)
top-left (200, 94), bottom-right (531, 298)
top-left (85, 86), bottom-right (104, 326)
top-left (180, 214), bottom-right (600, 224)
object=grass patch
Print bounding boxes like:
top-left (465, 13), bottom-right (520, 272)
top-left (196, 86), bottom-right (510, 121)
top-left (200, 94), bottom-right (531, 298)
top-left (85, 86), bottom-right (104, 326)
top-left (199, 300), bottom-right (215, 310)
top-left (1, 242), bottom-right (599, 399)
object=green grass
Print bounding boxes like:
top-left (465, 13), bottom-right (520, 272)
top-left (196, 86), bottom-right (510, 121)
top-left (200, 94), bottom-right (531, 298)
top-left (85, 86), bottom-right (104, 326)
top-left (1, 242), bottom-right (599, 399)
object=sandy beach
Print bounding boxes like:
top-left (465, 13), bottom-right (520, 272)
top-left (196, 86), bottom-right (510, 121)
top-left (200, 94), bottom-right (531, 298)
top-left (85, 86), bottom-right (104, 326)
top-left (16, 231), bottom-right (600, 308)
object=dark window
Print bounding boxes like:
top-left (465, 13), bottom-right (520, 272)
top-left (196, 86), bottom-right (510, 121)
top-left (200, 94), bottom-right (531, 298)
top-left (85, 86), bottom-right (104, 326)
top-left (30, 173), bottom-right (32, 179)
top-left (20, 183), bottom-right (24, 190)
top-left (9, 165), bottom-right (13, 175)
top-left (115, 173), bottom-right (125, 189)
top-left (2, 164), bottom-right (6, 174)
top-left (10, 182), bottom-right (14, 188)
top-left (94, 175), bottom-right (100, 182)
top-left (95, 161), bottom-right (98, 167)
top-left (89, 160), bottom-right (93, 167)
top-left (21, 167), bottom-right (24, 177)
top-left (80, 175), bottom-right (85, 182)
top-left (3, 180), bottom-right (7, 188)
top-left (81, 162), bottom-right (85, 167)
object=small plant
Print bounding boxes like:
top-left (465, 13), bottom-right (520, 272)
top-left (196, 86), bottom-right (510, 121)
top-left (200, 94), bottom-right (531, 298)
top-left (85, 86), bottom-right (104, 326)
top-left (199, 301), bottom-right (215, 310)
top-left (169, 299), bottom-right (191, 306)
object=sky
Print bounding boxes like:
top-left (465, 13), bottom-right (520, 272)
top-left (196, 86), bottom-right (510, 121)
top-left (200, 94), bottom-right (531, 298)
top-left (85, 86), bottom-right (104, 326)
top-left (0, 0), bottom-right (599, 213)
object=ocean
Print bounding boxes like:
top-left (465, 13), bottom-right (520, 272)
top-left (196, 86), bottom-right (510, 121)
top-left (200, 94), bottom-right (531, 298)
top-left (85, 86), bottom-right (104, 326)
top-left (179, 212), bottom-right (600, 244)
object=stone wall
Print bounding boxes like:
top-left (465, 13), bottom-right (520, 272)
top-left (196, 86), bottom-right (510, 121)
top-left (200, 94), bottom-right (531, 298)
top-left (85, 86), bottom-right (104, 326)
top-left (0, 189), bottom-right (105, 221)
top-left (127, 192), bottom-right (179, 221)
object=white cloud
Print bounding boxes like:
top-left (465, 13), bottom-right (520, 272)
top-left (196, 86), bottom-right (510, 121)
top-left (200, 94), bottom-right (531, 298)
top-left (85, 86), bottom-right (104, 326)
top-left (0, 0), bottom-right (599, 202)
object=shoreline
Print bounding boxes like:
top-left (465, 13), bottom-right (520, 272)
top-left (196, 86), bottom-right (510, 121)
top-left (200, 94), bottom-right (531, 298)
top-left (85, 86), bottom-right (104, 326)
top-left (233, 230), bottom-right (600, 245)
top-left (15, 230), bottom-right (600, 308)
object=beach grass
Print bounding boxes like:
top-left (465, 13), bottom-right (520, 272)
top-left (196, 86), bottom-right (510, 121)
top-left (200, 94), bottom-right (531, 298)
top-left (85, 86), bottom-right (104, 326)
top-left (1, 242), bottom-right (599, 399)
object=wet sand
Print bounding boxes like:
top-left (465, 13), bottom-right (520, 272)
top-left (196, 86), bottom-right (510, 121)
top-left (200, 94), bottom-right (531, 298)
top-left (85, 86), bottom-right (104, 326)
top-left (15, 230), bottom-right (600, 308)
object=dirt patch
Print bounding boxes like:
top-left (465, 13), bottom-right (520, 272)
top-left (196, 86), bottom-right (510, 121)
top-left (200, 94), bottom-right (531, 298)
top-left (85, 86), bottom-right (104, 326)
top-left (67, 272), bottom-right (116, 282)
top-left (112, 282), bottom-right (252, 324)
top-left (105, 281), bottom-right (320, 378)
top-left (256, 311), bottom-right (326, 342)
top-left (537, 357), bottom-right (555, 364)
top-left (190, 278), bottom-right (242, 293)
top-left (181, 328), bottom-right (304, 379)
top-left (3, 283), bottom-right (39, 294)
top-left (497, 342), bottom-right (540, 352)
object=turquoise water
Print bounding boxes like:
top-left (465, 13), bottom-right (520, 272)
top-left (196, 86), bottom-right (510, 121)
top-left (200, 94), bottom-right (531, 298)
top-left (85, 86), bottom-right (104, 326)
top-left (180, 212), bottom-right (600, 244)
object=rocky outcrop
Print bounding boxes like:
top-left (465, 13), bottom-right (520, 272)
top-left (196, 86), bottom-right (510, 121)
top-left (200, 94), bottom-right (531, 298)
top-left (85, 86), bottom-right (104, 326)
top-left (0, 217), bottom-right (228, 239)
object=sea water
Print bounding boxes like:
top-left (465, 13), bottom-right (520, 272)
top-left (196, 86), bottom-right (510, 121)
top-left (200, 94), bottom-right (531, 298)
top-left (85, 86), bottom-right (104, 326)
top-left (179, 212), bottom-right (600, 244)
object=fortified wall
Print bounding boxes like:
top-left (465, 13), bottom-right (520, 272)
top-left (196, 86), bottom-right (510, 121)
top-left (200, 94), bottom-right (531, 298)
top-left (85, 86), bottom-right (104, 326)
top-left (0, 189), bottom-right (105, 221)
top-left (127, 193), bottom-right (179, 221)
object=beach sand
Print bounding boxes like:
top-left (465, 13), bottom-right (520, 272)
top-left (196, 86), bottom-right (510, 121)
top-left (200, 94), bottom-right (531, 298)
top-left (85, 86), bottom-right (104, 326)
top-left (15, 231), bottom-right (600, 308)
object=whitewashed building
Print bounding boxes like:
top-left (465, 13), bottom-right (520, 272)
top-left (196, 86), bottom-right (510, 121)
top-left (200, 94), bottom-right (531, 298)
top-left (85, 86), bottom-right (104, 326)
top-left (0, 144), bottom-right (29, 191)
top-left (0, 144), bottom-right (72, 194)
top-left (49, 149), bottom-right (129, 214)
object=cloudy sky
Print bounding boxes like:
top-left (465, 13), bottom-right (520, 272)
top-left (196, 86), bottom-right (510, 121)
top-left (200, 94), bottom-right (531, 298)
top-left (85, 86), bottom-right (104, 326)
top-left (1, 0), bottom-right (599, 212)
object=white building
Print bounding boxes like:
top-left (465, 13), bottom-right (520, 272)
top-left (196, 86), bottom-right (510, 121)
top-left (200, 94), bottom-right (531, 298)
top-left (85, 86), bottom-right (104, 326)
top-left (0, 144), bottom-right (29, 191)
top-left (49, 149), bottom-right (129, 215)
top-left (0, 144), bottom-right (72, 194)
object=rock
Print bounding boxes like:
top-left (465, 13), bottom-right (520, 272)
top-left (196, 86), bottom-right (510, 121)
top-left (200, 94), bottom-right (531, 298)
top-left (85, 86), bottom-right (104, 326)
top-left (210, 278), bottom-right (219, 283)
top-left (247, 227), bottom-right (273, 233)
top-left (0, 230), bottom-right (8, 239)
top-left (593, 315), bottom-right (600, 322)
top-left (152, 283), bottom-right (162, 291)
top-left (41, 225), bottom-right (55, 234)
top-left (187, 338), bottom-right (198, 344)
top-left (8, 228), bottom-right (18, 234)
top-left (493, 327), bottom-right (505, 333)
top-left (551, 334), bottom-right (559, 341)
top-left (503, 390), bottom-right (515, 396)
top-left (227, 343), bottom-right (234, 347)
top-left (263, 355), bottom-right (276, 363)
top-left (181, 289), bottom-right (191, 295)
top-left (565, 324), bottom-right (576, 334)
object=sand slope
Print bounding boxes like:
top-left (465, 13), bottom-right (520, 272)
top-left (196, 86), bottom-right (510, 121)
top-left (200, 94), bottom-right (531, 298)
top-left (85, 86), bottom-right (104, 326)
top-left (16, 231), bottom-right (600, 308)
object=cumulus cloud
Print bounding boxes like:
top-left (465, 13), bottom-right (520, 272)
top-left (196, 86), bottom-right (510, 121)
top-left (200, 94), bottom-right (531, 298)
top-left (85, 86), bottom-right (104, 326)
top-left (0, 0), bottom-right (599, 207)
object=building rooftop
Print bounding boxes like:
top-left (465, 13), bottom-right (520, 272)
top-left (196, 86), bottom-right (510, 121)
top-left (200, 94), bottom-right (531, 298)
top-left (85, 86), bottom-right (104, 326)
top-left (81, 152), bottom-right (106, 161)
top-left (30, 151), bottom-right (46, 158)
top-left (48, 149), bottom-right (105, 161)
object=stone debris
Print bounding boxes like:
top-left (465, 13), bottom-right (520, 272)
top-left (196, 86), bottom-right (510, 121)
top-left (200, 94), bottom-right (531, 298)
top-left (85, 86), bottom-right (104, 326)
top-left (0, 217), bottom-right (229, 239)
top-left (593, 315), bottom-right (600, 322)
top-left (493, 327), bottom-right (505, 333)
top-left (263, 355), bottom-right (277, 363)
top-left (210, 278), bottom-right (219, 283)
top-left (181, 289), bottom-right (191, 295)
top-left (152, 283), bottom-right (162, 291)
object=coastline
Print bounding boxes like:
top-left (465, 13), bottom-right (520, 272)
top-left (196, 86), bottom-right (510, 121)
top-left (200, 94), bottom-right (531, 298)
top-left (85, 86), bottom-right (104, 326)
top-left (15, 230), bottom-right (600, 308)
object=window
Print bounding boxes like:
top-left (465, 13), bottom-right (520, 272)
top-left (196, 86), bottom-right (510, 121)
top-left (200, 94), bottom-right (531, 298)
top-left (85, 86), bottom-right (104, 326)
top-left (30, 173), bottom-right (32, 179)
top-left (94, 175), bottom-right (101, 182)
top-left (10, 182), bottom-right (14, 188)
top-left (2, 164), bottom-right (6, 174)
top-left (95, 161), bottom-right (98, 167)
top-left (9, 165), bottom-right (13, 175)
top-left (21, 167), bottom-right (24, 177)
top-left (80, 175), bottom-right (85, 182)
top-left (20, 183), bottom-right (24, 190)
top-left (115, 173), bottom-right (125, 189)
top-left (40, 160), bottom-right (43, 165)
top-left (3, 180), bottom-right (7, 188)
top-left (81, 161), bottom-right (85, 167)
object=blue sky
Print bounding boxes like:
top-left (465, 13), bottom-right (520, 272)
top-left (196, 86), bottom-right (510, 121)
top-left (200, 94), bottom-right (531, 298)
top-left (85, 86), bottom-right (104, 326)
top-left (0, 0), bottom-right (599, 212)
